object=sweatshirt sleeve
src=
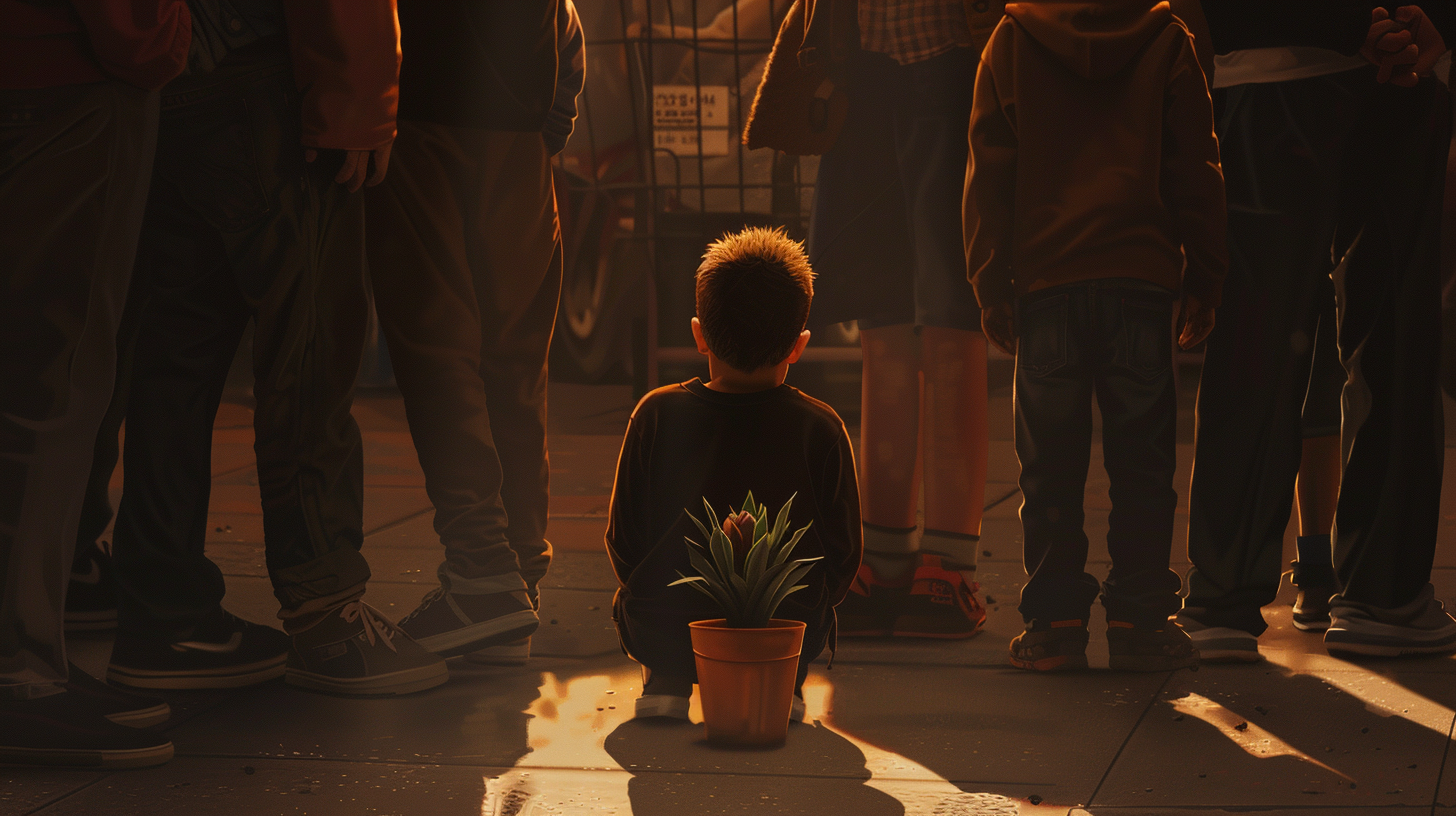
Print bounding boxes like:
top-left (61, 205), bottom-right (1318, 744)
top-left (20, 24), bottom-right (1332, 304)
top-left (1162, 37), bottom-right (1227, 308)
top-left (604, 414), bottom-right (651, 587)
top-left (965, 26), bottom-right (1020, 312)
top-left (73, 0), bottom-right (190, 89)
top-left (543, 0), bottom-right (584, 155)
top-left (285, 0), bottom-right (401, 151)
top-left (816, 424), bottom-right (863, 609)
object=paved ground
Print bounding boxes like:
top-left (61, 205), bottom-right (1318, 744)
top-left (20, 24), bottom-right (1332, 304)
top-left (8, 362), bottom-right (1456, 816)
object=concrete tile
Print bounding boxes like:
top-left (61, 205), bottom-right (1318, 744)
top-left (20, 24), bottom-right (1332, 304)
top-left (25, 757), bottom-right (493, 816)
top-left (533, 588), bottom-right (619, 658)
top-left (1081, 809), bottom-right (1415, 815)
top-left (540, 551), bottom-right (619, 592)
top-left (1096, 663), bottom-right (1452, 808)
top-left (0, 770), bottom-right (104, 816)
top-left (820, 663), bottom-right (1168, 806)
top-left (165, 658), bottom-right (633, 766)
top-left (548, 434), bottom-right (623, 496)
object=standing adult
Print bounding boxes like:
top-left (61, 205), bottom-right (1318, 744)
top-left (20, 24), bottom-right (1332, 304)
top-left (1179, 2), bottom-right (1456, 659)
top-left (0, 0), bottom-right (189, 766)
top-left (367, 0), bottom-right (584, 664)
top-left (100, 0), bottom-right (449, 696)
top-left (750, 0), bottom-right (1005, 640)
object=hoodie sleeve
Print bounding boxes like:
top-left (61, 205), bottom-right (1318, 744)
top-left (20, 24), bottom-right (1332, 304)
top-left (74, 0), bottom-right (190, 89)
top-left (815, 423), bottom-right (863, 610)
top-left (1161, 35), bottom-right (1226, 308)
top-left (965, 24), bottom-right (1020, 312)
top-left (285, 0), bottom-right (401, 151)
top-left (604, 412), bottom-right (651, 587)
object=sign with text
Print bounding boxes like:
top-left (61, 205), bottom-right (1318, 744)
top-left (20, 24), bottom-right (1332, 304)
top-left (653, 85), bottom-right (731, 157)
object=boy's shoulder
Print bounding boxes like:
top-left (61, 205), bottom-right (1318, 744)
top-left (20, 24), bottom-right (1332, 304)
top-left (632, 380), bottom-right (848, 435)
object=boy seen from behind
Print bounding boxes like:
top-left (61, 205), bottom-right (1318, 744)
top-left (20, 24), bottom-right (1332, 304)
top-left (965, 1), bottom-right (1227, 672)
top-left (606, 227), bottom-right (863, 719)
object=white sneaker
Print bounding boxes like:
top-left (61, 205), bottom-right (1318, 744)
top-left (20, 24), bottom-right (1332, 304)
top-left (1325, 585), bottom-right (1456, 657)
top-left (633, 694), bottom-right (691, 720)
top-left (1174, 615), bottom-right (1261, 663)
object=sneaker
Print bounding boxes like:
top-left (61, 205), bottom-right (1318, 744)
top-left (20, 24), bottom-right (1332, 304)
top-left (0, 690), bottom-right (173, 769)
top-left (1290, 560), bottom-right (1338, 632)
top-left (65, 542), bottom-right (117, 632)
top-left (1009, 620), bottom-right (1090, 672)
top-left (398, 587), bottom-right (540, 657)
top-left (1175, 614), bottom-right (1261, 663)
top-left (1106, 620), bottom-right (1200, 672)
top-left (633, 695), bottom-right (690, 720)
top-left (465, 636), bottom-right (532, 667)
top-left (1325, 585), bottom-right (1456, 657)
top-left (65, 665), bottom-right (169, 728)
top-left (891, 555), bottom-right (986, 639)
top-left (286, 601), bottom-right (449, 696)
top-left (108, 609), bottom-right (289, 690)
top-left (837, 564), bottom-right (908, 637)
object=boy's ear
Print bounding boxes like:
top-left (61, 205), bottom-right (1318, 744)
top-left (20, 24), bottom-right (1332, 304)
top-left (691, 317), bottom-right (711, 355)
top-left (786, 330), bottom-right (811, 364)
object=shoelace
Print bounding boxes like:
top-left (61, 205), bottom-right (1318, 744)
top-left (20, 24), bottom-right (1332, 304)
top-left (396, 587), bottom-right (444, 627)
top-left (339, 601), bottom-right (400, 653)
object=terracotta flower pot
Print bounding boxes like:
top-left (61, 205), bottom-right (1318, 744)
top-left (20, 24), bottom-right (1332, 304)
top-left (689, 618), bottom-right (806, 747)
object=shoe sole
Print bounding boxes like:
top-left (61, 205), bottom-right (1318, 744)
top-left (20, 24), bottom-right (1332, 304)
top-left (1009, 653), bottom-right (1089, 672)
top-left (412, 610), bottom-right (540, 657)
top-left (0, 741), bottom-right (174, 769)
top-left (464, 640), bottom-right (531, 667)
top-left (105, 703), bottom-right (172, 729)
top-left (1324, 636), bottom-right (1456, 658)
top-left (892, 616), bottom-right (987, 640)
top-left (1193, 648), bottom-right (1263, 663)
top-left (1291, 615), bottom-right (1332, 633)
top-left (65, 610), bottom-right (118, 632)
top-left (285, 660), bottom-right (449, 697)
top-left (107, 655), bottom-right (286, 690)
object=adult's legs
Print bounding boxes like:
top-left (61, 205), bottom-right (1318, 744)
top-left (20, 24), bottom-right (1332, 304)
top-left (1183, 75), bottom-right (1356, 636)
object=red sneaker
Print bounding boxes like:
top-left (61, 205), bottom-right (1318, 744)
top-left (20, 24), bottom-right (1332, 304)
top-left (891, 554), bottom-right (986, 639)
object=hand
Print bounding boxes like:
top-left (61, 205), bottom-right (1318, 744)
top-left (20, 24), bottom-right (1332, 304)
top-left (981, 303), bottom-right (1017, 356)
top-left (1177, 294), bottom-right (1215, 351)
top-left (1361, 6), bottom-right (1447, 87)
top-left (304, 143), bottom-right (393, 192)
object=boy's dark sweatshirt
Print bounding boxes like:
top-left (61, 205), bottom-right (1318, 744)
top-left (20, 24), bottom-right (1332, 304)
top-left (606, 379), bottom-right (862, 678)
top-left (965, 1), bottom-right (1227, 311)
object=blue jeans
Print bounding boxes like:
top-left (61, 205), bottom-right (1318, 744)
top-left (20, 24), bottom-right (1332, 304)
top-left (1014, 279), bottom-right (1183, 627)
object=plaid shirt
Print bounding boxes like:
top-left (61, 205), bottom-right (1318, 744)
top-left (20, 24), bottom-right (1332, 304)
top-left (859, 0), bottom-right (975, 65)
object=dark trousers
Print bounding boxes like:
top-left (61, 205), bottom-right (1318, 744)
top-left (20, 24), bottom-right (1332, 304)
top-left (364, 122), bottom-right (559, 595)
top-left (1015, 280), bottom-right (1183, 627)
top-left (110, 56), bottom-right (373, 638)
top-left (1184, 69), bottom-right (1449, 633)
top-left (0, 82), bottom-right (158, 690)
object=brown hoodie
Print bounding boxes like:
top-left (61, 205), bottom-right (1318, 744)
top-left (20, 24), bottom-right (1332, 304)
top-left (965, 0), bottom-right (1226, 311)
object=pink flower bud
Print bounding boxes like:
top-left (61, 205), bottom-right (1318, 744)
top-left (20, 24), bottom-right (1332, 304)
top-left (721, 510), bottom-right (756, 570)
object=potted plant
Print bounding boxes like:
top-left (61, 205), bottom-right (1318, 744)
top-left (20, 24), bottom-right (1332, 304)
top-left (671, 492), bottom-right (819, 747)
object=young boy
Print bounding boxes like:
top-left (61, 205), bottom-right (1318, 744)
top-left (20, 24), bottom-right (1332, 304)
top-left (965, 1), bottom-right (1227, 671)
top-left (606, 227), bottom-right (863, 718)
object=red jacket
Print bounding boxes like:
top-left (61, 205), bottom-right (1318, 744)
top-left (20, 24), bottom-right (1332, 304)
top-left (287, 0), bottom-right (400, 151)
top-left (0, 0), bottom-right (190, 90)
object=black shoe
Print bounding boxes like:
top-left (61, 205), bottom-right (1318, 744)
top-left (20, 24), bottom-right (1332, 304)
top-left (65, 541), bottom-right (118, 632)
top-left (0, 691), bottom-right (173, 769)
top-left (1291, 560), bottom-right (1337, 632)
top-left (64, 664), bottom-right (170, 728)
top-left (108, 609), bottom-right (289, 690)
top-left (1009, 619), bottom-right (1090, 671)
top-left (286, 601), bottom-right (449, 696)
top-left (1106, 620), bottom-right (1199, 672)
top-left (836, 564), bottom-right (908, 637)
top-left (398, 587), bottom-right (539, 657)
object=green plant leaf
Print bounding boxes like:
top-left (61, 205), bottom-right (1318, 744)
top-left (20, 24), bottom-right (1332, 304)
top-left (685, 509), bottom-right (714, 549)
top-left (683, 553), bottom-right (738, 613)
top-left (744, 530), bottom-right (774, 590)
top-left (742, 491), bottom-right (758, 520)
top-left (771, 521), bottom-right (813, 568)
top-left (769, 494), bottom-right (795, 549)
top-left (751, 561), bottom-right (816, 625)
top-left (708, 527), bottom-right (736, 589)
top-left (742, 558), bottom-right (802, 625)
top-left (668, 576), bottom-right (706, 586)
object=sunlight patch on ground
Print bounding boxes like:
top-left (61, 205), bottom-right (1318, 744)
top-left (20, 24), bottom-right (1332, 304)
top-left (1262, 652), bottom-right (1455, 734)
top-left (1168, 691), bottom-right (1352, 781)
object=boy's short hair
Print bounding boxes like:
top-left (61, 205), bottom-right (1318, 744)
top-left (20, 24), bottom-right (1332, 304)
top-left (695, 226), bottom-right (814, 373)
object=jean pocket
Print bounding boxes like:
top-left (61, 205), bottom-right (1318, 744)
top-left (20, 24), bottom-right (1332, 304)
top-left (1115, 296), bottom-right (1173, 383)
top-left (1017, 293), bottom-right (1070, 378)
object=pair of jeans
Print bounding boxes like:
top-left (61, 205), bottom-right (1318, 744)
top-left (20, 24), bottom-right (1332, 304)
top-left (110, 53), bottom-right (372, 639)
top-left (1014, 279), bottom-right (1183, 627)
top-left (1185, 69), bottom-right (1449, 634)
top-left (364, 122), bottom-right (559, 596)
top-left (0, 81), bottom-right (158, 691)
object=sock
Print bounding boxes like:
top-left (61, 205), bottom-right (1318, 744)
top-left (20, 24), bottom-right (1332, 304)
top-left (1295, 534), bottom-right (1333, 570)
top-left (861, 523), bottom-right (920, 582)
top-left (921, 529), bottom-right (980, 584)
